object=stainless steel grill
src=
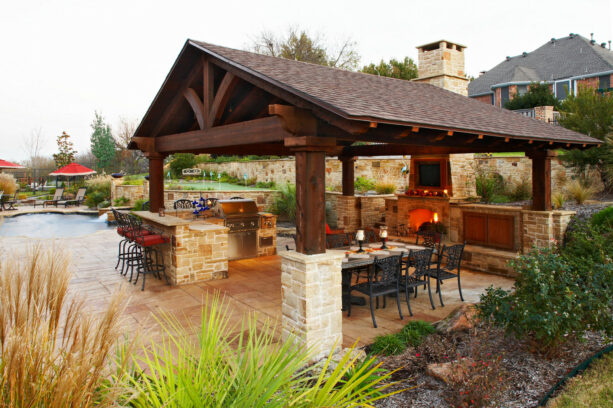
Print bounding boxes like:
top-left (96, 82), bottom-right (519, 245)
top-left (211, 199), bottom-right (260, 260)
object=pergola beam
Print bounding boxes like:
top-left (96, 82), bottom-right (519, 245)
top-left (155, 116), bottom-right (291, 153)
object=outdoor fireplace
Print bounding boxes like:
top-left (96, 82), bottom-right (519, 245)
top-left (408, 208), bottom-right (440, 232)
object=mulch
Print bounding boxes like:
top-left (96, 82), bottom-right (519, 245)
top-left (374, 325), bottom-right (608, 408)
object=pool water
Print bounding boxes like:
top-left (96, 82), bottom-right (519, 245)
top-left (0, 213), bottom-right (113, 238)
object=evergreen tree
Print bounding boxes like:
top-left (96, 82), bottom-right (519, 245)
top-left (558, 86), bottom-right (613, 191)
top-left (504, 82), bottom-right (561, 110)
top-left (360, 57), bottom-right (418, 81)
top-left (53, 131), bottom-right (77, 168)
top-left (90, 111), bottom-right (116, 171)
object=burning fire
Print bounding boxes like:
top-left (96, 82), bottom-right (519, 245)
top-left (433, 213), bottom-right (439, 223)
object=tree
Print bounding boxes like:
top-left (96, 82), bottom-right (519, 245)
top-left (252, 27), bottom-right (360, 70)
top-left (90, 112), bottom-right (116, 172)
top-left (53, 131), bottom-right (77, 168)
top-left (360, 57), bottom-right (418, 80)
top-left (169, 153), bottom-right (197, 178)
top-left (504, 82), bottom-right (561, 110)
top-left (114, 117), bottom-right (145, 174)
top-left (21, 127), bottom-right (46, 189)
top-left (558, 86), bottom-right (613, 191)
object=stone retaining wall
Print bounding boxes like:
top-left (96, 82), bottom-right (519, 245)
top-left (325, 192), bottom-right (390, 230)
top-left (198, 154), bottom-right (600, 196)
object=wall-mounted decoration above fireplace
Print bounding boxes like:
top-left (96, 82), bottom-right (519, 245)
top-left (409, 155), bottom-right (453, 196)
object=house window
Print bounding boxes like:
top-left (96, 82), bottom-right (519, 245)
top-left (490, 93), bottom-right (495, 105)
top-left (517, 85), bottom-right (528, 96)
top-left (555, 81), bottom-right (570, 100)
top-left (500, 86), bottom-right (510, 105)
top-left (599, 75), bottom-right (611, 91)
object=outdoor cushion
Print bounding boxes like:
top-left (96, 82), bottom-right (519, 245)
top-left (325, 223), bottom-right (344, 235)
top-left (135, 234), bottom-right (169, 247)
top-left (117, 227), bottom-right (152, 237)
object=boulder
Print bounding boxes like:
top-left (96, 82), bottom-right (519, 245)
top-left (426, 359), bottom-right (473, 383)
top-left (434, 303), bottom-right (479, 333)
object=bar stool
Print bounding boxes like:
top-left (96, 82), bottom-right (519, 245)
top-left (127, 214), bottom-right (169, 291)
top-left (112, 209), bottom-right (151, 279)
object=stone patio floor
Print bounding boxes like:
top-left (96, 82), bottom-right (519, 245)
top-left (0, 225), bottom-right (514, 348)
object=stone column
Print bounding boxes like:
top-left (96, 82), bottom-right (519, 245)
top-left (280, 250), bottom-right (345, 361)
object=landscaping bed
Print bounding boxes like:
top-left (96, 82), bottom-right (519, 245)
top-left (374, 324), bottom-right (609, 408)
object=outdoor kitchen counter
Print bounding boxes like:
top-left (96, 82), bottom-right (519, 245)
top-left (134, 211), bottom-right (229, 285)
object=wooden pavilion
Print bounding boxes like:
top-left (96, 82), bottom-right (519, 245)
top-left (130, 39), bottom-right (599, 255)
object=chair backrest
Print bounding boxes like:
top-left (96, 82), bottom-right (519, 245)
top-left (372, 254), bottom-right (403, 285)
top-left (75, 188), bottom-right (87, 200)
top-left (439, 243), bottom-right (465, 272)
top-left (408, 248), bottom-right (433, 278)
top-left (230, 196), bottom-right (243, 200)
top-left (143, 201), bottom-right (150, 211)
top-left (416, 230), bottom-right (442, 250)
top-left (53, 188), bottom-right (64, 200)
top-left (126, 213), bottom-right (146, 240)
top-left (173, 199), bottom-right (194, 209)
top-left (326, 233), bottom-right (348, 249)
top-left (0, 191), bottom-right (3, 200)
top-left (364, 229), bottom-right (377, 243)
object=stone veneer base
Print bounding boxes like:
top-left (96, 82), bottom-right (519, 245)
top-left (280, 250), bottom-right (345, 361)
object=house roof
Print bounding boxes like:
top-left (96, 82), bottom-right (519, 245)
top-left (187, 40), bottom-right (599, 144)
top-left (469, 34), bottom-right (613, 96)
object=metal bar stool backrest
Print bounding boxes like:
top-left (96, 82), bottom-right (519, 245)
top-left (326, 233), bottom-right (348, 249)
top-left (127, 213), bottom-right (146, 241)
top-left (173, 199), bottom-right (194, 209)
top-left (372, 254), bottom-right (403, 286)
top-left (408, 248), bottom-right (433, 278)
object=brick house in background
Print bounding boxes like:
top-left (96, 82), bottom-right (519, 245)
top-left (469, 33), bottom-right (613, 107)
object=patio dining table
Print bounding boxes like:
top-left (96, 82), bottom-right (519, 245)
top-left (340, 242), bottom-right (426, 310)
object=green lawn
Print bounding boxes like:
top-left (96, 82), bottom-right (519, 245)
top-left (165, 181), bottom-right (271, 191)
top-left (547, 352), bottom-right (613, 408)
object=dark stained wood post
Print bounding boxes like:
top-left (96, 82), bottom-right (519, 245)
top-left (529, 150), bottom-right (554, 211)
top-left (147, 153), bottom-right (165, 213)
top-left (295, 149), bottom-right (327, 254)
top-left (341, 156), bottom-right (356, 196)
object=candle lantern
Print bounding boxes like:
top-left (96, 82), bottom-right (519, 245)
top-left (158, 207), bottom-right (165, 217)
top-left (379, 226), bottom-right (388, 249)
top-left (356, 229), bottom-right (365, 253)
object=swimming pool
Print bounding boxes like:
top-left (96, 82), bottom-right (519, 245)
top-left (0, 213), bottom-right (113, 238)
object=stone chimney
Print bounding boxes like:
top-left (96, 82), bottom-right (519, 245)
top-left (413, 40), bottom-right (469, 96)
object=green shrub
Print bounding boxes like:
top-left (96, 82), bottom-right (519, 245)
top-left (355, 176), bottom-right (376, 194)
top-left (374, 182), bottom-right (397, 194)
top-left (476, 174), bottom-right (496, 203)
top-left (121, 178), bottom-right (144, 186)
top-left (169, 153), bottom-right (196, 178)
top-left (270, 183), bottom-right (296, 221)
top-left (113, 196), bottom-right (130, 206)
top-left (591, 206), bottom-right (613, 229)
top-left (255, 181), bottom-right (276, 189)
top-left (97, 200), bottom-right (110, 209)
top-left (85, 191), bottom-right (106, 208)
top-left (552, 192), bottom-right (566, 209)
top-left (132, 199), bottom-right (146, 211)
top-left (477, 225), bottom-right (613, 351)
top-left (120, 294), bottom-right (397, 407)
top-left (565, 179), bottom-right (594, 204)
top-left (370, 333), bottom-right (406, 356)
top-left (398, 321), bottom-right (435, 347)
top-left (508, 177), bottom-right (532, 201)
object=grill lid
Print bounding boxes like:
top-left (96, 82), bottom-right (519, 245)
top-left (212, 199), bottom-right (259, 218)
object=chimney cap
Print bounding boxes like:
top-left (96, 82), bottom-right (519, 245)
top-left (416, 39), bottom-right (466, 52)
top-left (522, 51), bottom-right (528, 57)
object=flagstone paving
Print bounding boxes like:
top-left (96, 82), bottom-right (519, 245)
top-left (0, 228), bottom-right (514, 347)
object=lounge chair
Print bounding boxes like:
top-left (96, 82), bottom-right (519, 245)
top-left (3, 191), bottom-right (20, 210)
top-left (33, 188), bottom-right (64, 208)
top-left (57, 187), bottom-right (87, 207)
top-left (0, 191), bottom-right (3, 211)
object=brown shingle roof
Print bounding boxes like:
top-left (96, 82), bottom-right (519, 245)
top-left (190, 40), bottom-right (599, 145)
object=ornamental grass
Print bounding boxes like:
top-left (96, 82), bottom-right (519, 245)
top-left (0, 244), bottom-right (130, 407)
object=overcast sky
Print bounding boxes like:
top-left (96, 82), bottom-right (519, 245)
top-left (1, 0), bottom-right (612, 162)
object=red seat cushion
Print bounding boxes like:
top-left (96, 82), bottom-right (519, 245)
top-left (118, 227), bottom-right (152, 237)
top-left (325, 223), bottom-right (344, 235)
top-left (135, 234), bottom-right (169, 247)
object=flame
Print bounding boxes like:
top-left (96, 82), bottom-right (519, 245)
top-left (433, 213), bottom-right (439, 223)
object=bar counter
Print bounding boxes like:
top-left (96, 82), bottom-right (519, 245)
top-left (134, 211), bottom-right (229, 285)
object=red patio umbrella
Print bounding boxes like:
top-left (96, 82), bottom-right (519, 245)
top-left (49, 163), bottom-right (96, 177)
top-left (49, 163), bottom-right (96, 187)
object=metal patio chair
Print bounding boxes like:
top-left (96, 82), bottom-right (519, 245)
top-left (173, 199), bottom-right (194, 209)
top-left (347, 253), bottom-right (404, 328)
top-left (399, 248), bottom-right (435, 316)
top-left (429, 243), bottom-right (466, 307)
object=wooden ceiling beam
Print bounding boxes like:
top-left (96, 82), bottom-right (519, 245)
top-left (222, 86), bottom-right (267, 125)
top-left (150, 59), bottom-right (203, 137)
top-left (208, 72), bottom-right (239, 126)
top-left (183, 88), bottom-right (205, 129)
top-left (203, 57), bottom-right (214, 127)
top-left (155, 116), bottom-right (290, 153)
